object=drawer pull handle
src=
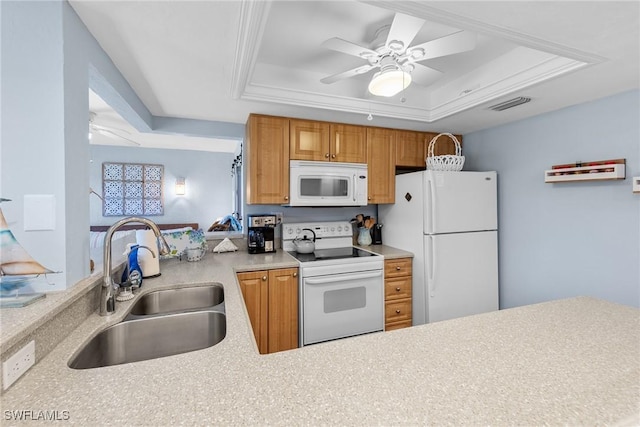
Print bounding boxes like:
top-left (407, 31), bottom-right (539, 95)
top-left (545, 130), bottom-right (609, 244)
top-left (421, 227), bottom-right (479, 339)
top-left (262, 276), bottom-right (267, 281)
top-left (396, 266), bottom-right (401, 270)
top-left (395, 309), bottom-right (401, 314)
top-left (395, 287), bottom-right (401, 292)
top-left (293, 272), bottom-right (297, 277)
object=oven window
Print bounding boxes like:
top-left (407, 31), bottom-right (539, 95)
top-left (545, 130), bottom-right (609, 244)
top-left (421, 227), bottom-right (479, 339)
top-left (300, 177), bottom-right (348, 197)
top-left (323, 287), bottom-right (366, 313)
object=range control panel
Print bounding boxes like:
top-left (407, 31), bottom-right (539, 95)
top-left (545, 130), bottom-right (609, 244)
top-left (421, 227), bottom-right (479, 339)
top-left (282, 221), bottom-right (353, 240)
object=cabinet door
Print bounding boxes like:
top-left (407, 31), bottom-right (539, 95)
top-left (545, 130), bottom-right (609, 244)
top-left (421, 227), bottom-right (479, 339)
top-left (290, 119), bottom-right (330, 161)
top-left (330, 124), bottom-right (367, 163)
top-left (426, 132), bottom-right (464, 157)
top-left (267, 268), bottom-right (299, 353)
top-left (246, 115), bottom-right (290, 204)
top-left (237, 270), bottom-right (269, 354)
top-left (396, 130), bottom-right (426, 167)
top-left (367, 127), bottom-right (396, 204)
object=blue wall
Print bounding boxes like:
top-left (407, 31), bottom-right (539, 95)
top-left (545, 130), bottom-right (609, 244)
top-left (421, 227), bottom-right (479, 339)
top-left (89, 146), bottom-right (235, 229)
top-left (1, 1), bottom-right (245, 291)
top-left (463, 90), bottom-right (640, 309)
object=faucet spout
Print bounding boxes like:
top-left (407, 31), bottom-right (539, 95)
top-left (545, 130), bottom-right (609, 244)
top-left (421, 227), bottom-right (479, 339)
top-left (100, 217), bottom-right (170, 316)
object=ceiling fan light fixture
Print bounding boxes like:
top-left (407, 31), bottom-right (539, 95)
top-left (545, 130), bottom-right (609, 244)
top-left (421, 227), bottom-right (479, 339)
top-left (368, 68), bottom-right (411, 97)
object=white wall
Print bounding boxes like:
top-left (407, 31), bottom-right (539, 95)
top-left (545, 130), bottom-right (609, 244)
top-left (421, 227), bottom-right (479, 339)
top-left (90, 145), bottom-right (234, 230)
top-left (463, 90), bottom-right (640, 309)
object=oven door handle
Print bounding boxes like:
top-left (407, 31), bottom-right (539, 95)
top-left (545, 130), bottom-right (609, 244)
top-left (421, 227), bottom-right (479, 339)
top-left (304, 270), bottom-right (382, 285)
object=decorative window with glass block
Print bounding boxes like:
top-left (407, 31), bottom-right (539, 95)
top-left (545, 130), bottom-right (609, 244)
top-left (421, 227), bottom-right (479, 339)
top-left (102, 162), bottom-right (164, 216)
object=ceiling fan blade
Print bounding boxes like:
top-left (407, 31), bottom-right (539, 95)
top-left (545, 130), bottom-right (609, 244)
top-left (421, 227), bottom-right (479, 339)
top-left (409, 63), bottom-right (444, 87)
top-left (92, 123), bottom-right (131, 135)
top-left (95, 128), bottom-right (140, 146)
top-left (385, 13), bottom-right (425, 53)
top-left (321, 64), bottom-right (376, 84)
top-left (407, 31), bottom-right (476, 62)
top-left (321, 37), bottom-right (377, 58)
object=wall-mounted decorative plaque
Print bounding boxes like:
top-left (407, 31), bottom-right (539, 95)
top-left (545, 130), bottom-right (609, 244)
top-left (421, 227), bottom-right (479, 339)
top-left (102, 162), bottom-right (164, 216)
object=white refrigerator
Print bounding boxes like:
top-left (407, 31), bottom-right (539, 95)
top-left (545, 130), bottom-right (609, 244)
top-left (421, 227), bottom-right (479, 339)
top-left (379, 170), bottom-right (499, 325)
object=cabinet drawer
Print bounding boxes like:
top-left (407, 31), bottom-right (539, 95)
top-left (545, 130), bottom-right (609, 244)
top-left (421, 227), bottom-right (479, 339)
top-left (385, 320), bottom-right (412, 331)
top-left (384, 258), bottom-right (412, 278)
top-left (385, 276), bottom-right (412, 300)
top-left (385, 299), bottom-right (412, 323)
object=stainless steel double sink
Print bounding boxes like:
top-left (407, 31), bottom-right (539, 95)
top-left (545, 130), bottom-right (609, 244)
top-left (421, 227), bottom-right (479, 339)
top-left (69, 284), bottom-right (226, 369)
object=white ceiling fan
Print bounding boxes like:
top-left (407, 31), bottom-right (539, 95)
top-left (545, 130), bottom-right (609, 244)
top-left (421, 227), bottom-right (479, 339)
top-left (320, 13), bottom-right (476, 97)
top-left (89, 111), bottom-right (140, 146)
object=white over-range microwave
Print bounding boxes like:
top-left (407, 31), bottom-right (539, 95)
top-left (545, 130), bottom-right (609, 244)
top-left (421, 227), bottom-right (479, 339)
top-left (288, 160), bottom-right (368, 207)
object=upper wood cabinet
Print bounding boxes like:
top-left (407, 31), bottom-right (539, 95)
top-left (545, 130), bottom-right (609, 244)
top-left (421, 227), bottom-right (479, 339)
top-left (330, 124), bottom-right (367, 163)
top-left (289, 119), bottom-right (330, 161)
top-left (237, 268), bottom-right (299, 354)
top-left (367, 127), bottom-right (396, 204)
top-left (246, 113), bottom-right (462, 205)
top-left (246, 114), bottom-right (290, 205)
top-left (290, 121), bottom-right (367, 163)
top-left (396, 130), bottom-right (427, 168)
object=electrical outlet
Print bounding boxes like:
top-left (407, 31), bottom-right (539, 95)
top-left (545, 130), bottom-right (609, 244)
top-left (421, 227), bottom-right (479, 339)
top-left (272, 212), bottom-right (284, 225)
top-left (3, 340), bottom-right (35, 390)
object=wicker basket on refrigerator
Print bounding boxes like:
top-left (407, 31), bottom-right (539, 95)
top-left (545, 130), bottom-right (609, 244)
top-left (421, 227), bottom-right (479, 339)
top-left (426, 133), bottom-right (465, 172)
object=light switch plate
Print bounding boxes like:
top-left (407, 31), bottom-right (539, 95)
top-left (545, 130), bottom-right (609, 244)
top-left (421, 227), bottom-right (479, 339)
top-left (23, 195), bottom-right (55, 231)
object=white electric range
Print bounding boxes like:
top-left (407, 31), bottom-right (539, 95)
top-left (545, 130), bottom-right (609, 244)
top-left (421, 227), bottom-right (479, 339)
top-left (282, 221), bottom-right (384, 346)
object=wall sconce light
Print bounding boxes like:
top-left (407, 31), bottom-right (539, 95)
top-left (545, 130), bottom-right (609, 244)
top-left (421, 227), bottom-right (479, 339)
top-left (175, 177), bottom-right (186, 196)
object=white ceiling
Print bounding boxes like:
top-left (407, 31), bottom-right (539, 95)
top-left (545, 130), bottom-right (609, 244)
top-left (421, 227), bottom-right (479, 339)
top-left (71, 0), bottom-right (639, 151)
top-left (88, 90), bottom-right (240, 153)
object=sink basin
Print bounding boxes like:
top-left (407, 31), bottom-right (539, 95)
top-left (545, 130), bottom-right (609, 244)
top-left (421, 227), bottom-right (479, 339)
top-left (127, 284), bottom-right (224, 317)
top-left (69, 311), bottom-right (226, 369)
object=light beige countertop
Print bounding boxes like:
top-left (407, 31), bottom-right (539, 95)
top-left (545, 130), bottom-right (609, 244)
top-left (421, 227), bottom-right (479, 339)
top-left (359, 243), bottom-right (413, 259)
top-left (1, 248), bottom-right (638, 426)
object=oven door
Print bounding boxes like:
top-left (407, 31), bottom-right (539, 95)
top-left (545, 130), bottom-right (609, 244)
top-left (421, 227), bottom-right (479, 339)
top-left (302, 269), bottom-right (383, 345)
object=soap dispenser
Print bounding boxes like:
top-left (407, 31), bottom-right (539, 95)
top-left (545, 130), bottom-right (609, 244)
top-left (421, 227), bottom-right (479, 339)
top-left (117, 244), bottom-right (144, 302)
top-left (121, 244), bottom-right (144, 287)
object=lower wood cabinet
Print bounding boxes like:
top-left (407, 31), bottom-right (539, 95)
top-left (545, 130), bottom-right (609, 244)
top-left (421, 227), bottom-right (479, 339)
top-left (237, 268), bottom-right (299, 354)
top-left (384, 258), bottom-right (413, 330)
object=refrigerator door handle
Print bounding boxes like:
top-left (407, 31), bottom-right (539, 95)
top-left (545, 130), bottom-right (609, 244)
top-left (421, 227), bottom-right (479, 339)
top-left (427, 174), bottom-right (436, 234)
top-left (428, 235), bottom-right (436, 296)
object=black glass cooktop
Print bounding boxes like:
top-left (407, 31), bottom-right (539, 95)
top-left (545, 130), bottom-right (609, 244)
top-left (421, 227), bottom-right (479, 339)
top-left (288, 247), bottom-right (378, 263)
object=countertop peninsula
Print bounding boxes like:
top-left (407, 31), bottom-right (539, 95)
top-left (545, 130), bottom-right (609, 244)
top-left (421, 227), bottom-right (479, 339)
top-left (1, 247), bottom-right (638, 426)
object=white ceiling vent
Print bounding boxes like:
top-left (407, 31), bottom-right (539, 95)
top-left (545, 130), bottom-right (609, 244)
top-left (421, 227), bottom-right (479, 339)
top-left (489, 97), bottom-right (532, 111)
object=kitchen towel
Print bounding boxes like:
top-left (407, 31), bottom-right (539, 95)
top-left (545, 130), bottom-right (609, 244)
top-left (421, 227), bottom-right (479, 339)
top-left (135, 229), bottom-right (160, 277)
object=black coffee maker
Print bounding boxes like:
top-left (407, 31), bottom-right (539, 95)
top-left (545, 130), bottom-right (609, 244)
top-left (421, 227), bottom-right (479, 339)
top-left (372, 223), bottom-right (383, 245)
top-left (248, 214), bottom-right (276, 254)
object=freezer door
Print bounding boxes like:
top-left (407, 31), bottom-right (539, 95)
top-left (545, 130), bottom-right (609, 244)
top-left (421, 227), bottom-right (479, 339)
top-left (424, 171), bottom-right (497, 234)
top-left (424, 231), bottom-right (498, 323)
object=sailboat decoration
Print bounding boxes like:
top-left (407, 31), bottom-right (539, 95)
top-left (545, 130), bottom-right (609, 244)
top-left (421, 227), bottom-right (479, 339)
top-left (1, 203), bottom-right (59, 306)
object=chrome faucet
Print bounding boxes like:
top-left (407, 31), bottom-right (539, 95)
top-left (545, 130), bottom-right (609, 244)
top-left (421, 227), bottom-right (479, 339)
top-left (100, 217), bottom-right (170, 316)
